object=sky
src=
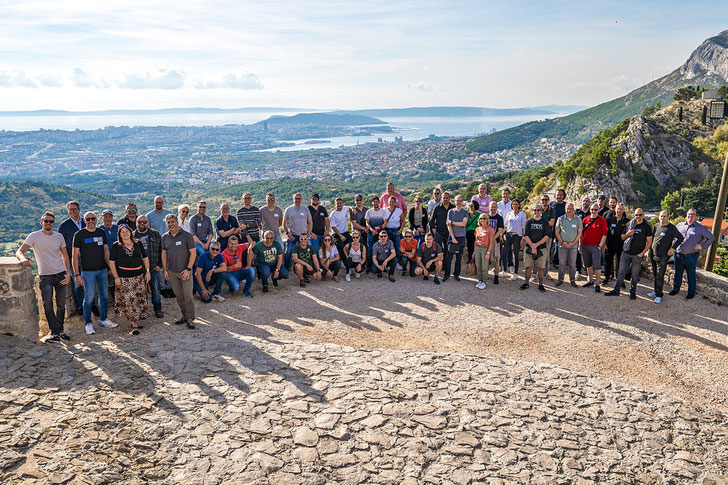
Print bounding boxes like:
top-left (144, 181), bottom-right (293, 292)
top-left (0, 0), bottom-right (726, 111)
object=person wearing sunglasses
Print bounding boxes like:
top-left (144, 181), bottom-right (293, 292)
top-left (330, 197), bottom-right (352, 257)
top-left (343, 231), bottom-right (367, 281)
top-left (415, 232), bottom-right (443, 284)
top-left (318, 235), bottom-right (341, 282)
top-left (190, 200), bottom-right (213, 256)
top-left (220, 236), bottom-right (256, 298)
top-left (117, 202), bottom-right (138, 231)
top-left (16, 211), bottom-right (72, 342)
top-left (605, 208), bottom-right (653, 299)
top-left (161, 214), bottom-right (197, 329)
top-left (579, 203), bottom-right (608, 293)
top-left (531, 194), bottom-right (555, 282)
top-left (399, 229), bottom-right (419, 277)
top-left (236, 192), bottom-right (262, 245)
top-left (108, 225), bottom-right (150, 335)
top-left (134, 215), bottom-right (165, 317)
top-left (283, 193), bottom-right (313, 270)
top-left (291, 233), bottom-right (322, 287)
top-left (72, 211), bottom-right (117, 334)
top-left (520, 204), bottom-right (551, 292)
top-left (371, 231), bottom-right (397, 282)
top-left (58, 200), bottom-right (85, 314)
top-left (193, 241), bottom-right (227, 303)
top-left (178, 204), bottom-right (192, 233)
top-left (260, 193), bottom-right (284, 246)
top-left (215, 203), bottom-right (241, 251)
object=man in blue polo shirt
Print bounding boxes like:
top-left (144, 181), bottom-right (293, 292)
top-left (193, 241), bottom-right (227, 303)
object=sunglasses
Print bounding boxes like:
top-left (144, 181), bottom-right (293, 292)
top-left (323, 238), bottom-right (332, 242)
top-left (199, 206), bottom-right (206, 209)
top-left (210, 248), bottom-right (220, 251)
top-left (352, 235), bottom-right (360, 239)
top-left (42, 219), bottom-right (55, 224)
top-left (405, 235), bottom-right (412, 238)
top-left (590, 209), bottom-right (598, 212)
top-left (379, 235), bottom-right (387, 238)
top-left (138, 221), bottom-right (148, 224)
top-left (181, 210), bottom-right (189, 213)
top-left (127, 208), bottom-right (137, 213)
top-left (533, 209), bottom-right (542, 212)
top-left (267, 198), bottom-right (275, 201)
top-left (85, 217), bottom-right (96, 221)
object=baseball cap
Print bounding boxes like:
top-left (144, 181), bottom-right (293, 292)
top-left (101, 209), bottom-right (113, 215)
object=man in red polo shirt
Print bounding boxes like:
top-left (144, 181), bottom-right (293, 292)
top-left (579, 203), bottom-right (608, 293)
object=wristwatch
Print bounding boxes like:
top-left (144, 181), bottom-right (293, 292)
top-left (186, 267), bottom-right (192, 271)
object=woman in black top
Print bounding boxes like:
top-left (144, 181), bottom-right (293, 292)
top-left (408, 196), bottom-right (429, 244)
top-left (604, 203), bottom-right (629, 285)
top-left (109, 225), bottom-right (150, 334)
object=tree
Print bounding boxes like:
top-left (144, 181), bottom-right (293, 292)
top-left (660, 191), bottom-right (682, 218)
top-left (701, 105), bottom-right (708, 125)
top-left (718, 85), bottom-right (728, 102)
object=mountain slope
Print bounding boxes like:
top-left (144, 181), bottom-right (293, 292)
top-left (468, 29), bottom-right (728, 154)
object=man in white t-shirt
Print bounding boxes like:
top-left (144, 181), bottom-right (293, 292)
top-left (329, 197), bottom-right (352, 257)
top-left (427, 186), bottom-right (442, 217)
top-left (16, 211), bottom-right (72, 342)
top-left (365, 196), bottom-right (388, 272)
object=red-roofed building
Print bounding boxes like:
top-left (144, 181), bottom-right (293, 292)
top-left (700, 218), bottom-right (728, 244)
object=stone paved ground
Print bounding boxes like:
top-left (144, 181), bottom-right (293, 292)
top-left (2, 275), bottom-right (728, 483)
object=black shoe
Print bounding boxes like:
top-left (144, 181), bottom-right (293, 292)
top-left (668, 289), bottom-right (679, 296)
top-left (433, 276), bottom-right (440, 285)
top-left (493, 275), bottom-right (499, 285)
top-left (520, 283), bottom-right (529, 290)
top-left (174, 318), bottom-right (186, 325)
top-left (605, 289), bottom-right (620, 296)
top-left (602, 278), bottom-right (610, 285)
top-left (685, 293), bottom-right (695, 300)
top-left (555, 280), bottom-right (563, 287)
top-left (538, 284), bottom-right (545, 293)
top-left (131, 328), bottom-right (140, 335)
top-left (454, 275), bottom-right (460, 281)
top-left (299, 280), bottom-right (306, 287)
top-left (595, 285), bottom-right (601, 293)
top-left (365, 268), bottom-right (371, 274)
top-left (570, 281), bottom-right (578, 288)
top-left (303, 276), bottom-right (311, 283)
top-left (59, 332), bottom-right (70, 341)
top-left (389, 275), bottom-right (396, 282)
top-left (402, 270), bottom-right (407, 277)
top-left (423, 275), bottom-right (429, 281)
top-left (629, 291), bottom-right (637, 300)
top-left (377, 272), bottom-right (383, 279)
top-left (91, 305), bottom-right (100, 317)
top-left (168, 290), bottom-right (176, 298)
top-left (46, 334), bottom-right (61, 342)
top-left (160, 289), bottom-right (169, 298)
top-left (155, 311), bottom-right (164, 318)
top-left (582, 281), bottom-right (594, 288)
top-left (272, 279), bottom-right (279, 287)
top-left (186, 320), bottom-right (195, 329)
top-left (442, 275), bottom-right (450, 282)
top-left (262, 284), bottom-right (269, 293)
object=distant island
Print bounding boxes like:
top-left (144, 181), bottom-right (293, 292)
top-left (330, 106), bottom-right (586, 118)
top-left (258, 113), bottom-right (386, 127)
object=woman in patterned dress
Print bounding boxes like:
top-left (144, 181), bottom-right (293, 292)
top-left (109, 225), bottom-right (150, 335)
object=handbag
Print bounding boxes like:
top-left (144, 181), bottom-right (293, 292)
top-left (623, 219), bottom-right (637, 252)
top-left (466, 261), bottom-right (476, 275)
top-left (448, 242), bottom-right (461, 254)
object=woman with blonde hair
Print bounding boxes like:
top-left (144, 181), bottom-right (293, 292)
top-left (109, 225), bottom-right (151, 335)
top-left (473, 213), bottom-right (495, 289)
top-left (178, 204), bottom-right (191, 232)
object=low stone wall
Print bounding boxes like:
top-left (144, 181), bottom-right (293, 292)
top-left (0, 257), bottom-right (39, 340)
top-left (641, 258), bottom-right (728, 306)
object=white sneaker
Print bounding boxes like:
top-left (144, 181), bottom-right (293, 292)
top-left (85, 323), bottom-right (95, 335)
top-left (99, 319), bottom-right (118, 328)
top-left (647, 292), bottom-right (656, 298)
top-left (510, 274), bottom-right (518, 281)
top-left (508, 266), bottom-right (514, 273)
top-left (345, 273), bottom-right (351, 282)
top-left (498, 271), bottom-right (505, 277)
top-left (479, 281), bottom-right (486, 289)
top-left (396, 263), bottom-right (402, 270)
top-left (212, 294), bottom-right (226, 302)
top-left (355, 272), bottom-right (361, 279)
top-left (654, 296), bottom-right (662, 304)
top-left (474, 281), bottom-right (481, 288)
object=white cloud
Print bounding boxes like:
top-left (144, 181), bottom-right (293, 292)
top-left (37, 74), bottom-right (62, 87)
top-left (0, 70), bottom-right (37, 88)
top-left (72, 68), bottom-right (109, 88)
top-left (406, 82), bottom-right (446, 92)
top-left (117, 70), bottom-right (186, 90)
top-left (195, 72), bottom-right (264, 90)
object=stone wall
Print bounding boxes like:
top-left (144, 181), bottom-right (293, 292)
top-left (0, 257), bottom-right (39, 340)
top-left (642, 259), bottom-right (728, 306)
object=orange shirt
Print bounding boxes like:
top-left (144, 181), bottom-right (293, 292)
top-left (475, 226), bottom-right (494, 248)
top-left (400, 237), bottom-right (418, 261)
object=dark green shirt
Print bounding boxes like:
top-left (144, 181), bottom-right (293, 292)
top-left (295, 243), bottom-right (316, 266)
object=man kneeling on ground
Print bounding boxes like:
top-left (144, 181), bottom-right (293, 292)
top-left (415, 232), bottom-right (442, 284)
top-left (253, 230), bottom-right (289, 293)
top-left (292, 234), bottom-right (322, 287)
top-left (193, 241), bottom-right (227, 303)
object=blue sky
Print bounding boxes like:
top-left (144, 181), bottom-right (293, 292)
top-left (0, 1), bottom-right (725, 110)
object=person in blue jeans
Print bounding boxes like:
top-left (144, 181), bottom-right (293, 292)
top-left (72, 211), bottom-right (117, 334)
top-left (134, 215), bottom-right (165, 317)
top-left (220, 236), bottom-right (255, 298)
top-left (253, 231), bottom-right (289, 293)
top-left (193, 242), bottom-right (227, 302)
top-left (671, 209), bottom-right (715, 299)
top-left (384, 195), bottom-right (405, 262)
top-left (444, 195), bottom-right (469, 281)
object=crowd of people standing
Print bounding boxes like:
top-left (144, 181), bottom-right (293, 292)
top-left (16, 182), bottom-right (716, 342)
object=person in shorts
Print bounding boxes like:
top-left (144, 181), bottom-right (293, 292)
top-left (579, 203), bottom-right (608, 293)
top-left (520, 205), bottom-right (551, 292)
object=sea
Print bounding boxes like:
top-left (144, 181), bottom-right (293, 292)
top-left (0, 111), bottom-right (562, 150)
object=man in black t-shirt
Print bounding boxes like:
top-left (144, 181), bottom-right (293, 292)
top-left (603, 203), bottom-right (629, 285)
top-left (308, 193), bottom-right (330, 256)
top-left (649, 210), bottom-right (684, 303)
top-left (605, 208), bottom-right (652, 299)
top-left (72, 211), bottom-right (116, 334)
top-left (415, 232), bottom-right (443, 284)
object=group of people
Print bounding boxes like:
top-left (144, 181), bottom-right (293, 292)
top-left (16, 183), bottom-right (716, 342)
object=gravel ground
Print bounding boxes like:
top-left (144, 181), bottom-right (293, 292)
top-left (60, 268), bottom-right (728, 412)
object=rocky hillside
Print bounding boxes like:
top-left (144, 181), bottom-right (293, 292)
top-left (561, 98), bottom-right (727, 206)
top-left (468, 29), bottom-right (728, 156)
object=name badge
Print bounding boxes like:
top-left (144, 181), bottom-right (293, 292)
top-left (661, 232), bottom-right (666, 237)
top-left (274, 214), bottom-right (279, 217)
top-left (431, 253), bottom-right (436, 257)
top-left (689, 231), bottom-right (696, 236)
top-left (611, 224), bottom-right (616, 227)
top-left (320, 212), bottom-right (325, 216)
top-left (572, 224), bottom-right (577, 228)
top-left (197, 223), bottom-right (202, 226)
top-left (300, 212), bottom-right (305, 217)
top-left (175, 241), bottom-right (182, 246)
